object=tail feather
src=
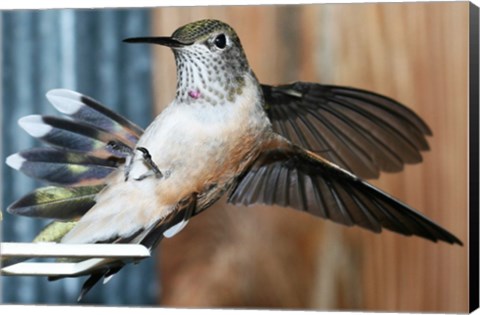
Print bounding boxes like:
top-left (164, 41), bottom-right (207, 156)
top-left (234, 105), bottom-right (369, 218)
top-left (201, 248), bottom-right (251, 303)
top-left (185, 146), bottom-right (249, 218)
top-left (33, 221), bottom-right (79, 243)
top-left (19, 115), bottom-right (131, 159)
top-left (46, 89), bottom-right (143, 147)
top-left (6, 149), bottom-right (117, 186)
top-left (75, 265), bottom-right (124, 302)
top-left (7, 185), bottom-right (104, 220)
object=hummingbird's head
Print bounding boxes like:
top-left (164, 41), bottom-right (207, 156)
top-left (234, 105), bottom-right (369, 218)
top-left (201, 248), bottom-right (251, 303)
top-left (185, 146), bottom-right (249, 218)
top-left (124, 19), bottom-right (253, 104)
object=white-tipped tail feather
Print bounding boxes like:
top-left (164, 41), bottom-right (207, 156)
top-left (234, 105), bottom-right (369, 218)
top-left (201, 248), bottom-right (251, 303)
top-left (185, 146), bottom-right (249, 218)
top-left (46, 89), bottom-right (83, 115)
top-left (6, 153), bottom-right (26, 170)
top-left (163, 219), bottom-right (189, 238)
top-left (18, 115), bottom-right (52, 138)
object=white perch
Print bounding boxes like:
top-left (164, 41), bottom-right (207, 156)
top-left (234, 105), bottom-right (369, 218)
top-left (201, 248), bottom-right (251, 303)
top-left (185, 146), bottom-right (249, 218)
top-left (1, 242), bottom-right (150, 276)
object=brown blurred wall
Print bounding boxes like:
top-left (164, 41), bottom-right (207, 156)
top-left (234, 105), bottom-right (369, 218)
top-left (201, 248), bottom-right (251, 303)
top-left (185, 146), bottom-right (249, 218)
top-left (148, 3), bottom-right (468, 312)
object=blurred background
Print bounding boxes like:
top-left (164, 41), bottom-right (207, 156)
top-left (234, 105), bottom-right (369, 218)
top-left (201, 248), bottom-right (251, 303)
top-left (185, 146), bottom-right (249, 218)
top-left (1, 2), bottom-right (469, 312)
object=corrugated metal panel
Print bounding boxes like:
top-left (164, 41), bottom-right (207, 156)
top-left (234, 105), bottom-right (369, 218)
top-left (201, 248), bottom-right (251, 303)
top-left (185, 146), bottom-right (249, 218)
top-left (1, 8), bottom-right (157, 305)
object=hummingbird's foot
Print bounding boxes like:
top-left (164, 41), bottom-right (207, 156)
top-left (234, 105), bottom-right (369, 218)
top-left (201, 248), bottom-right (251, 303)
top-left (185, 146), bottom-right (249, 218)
top-left (136, 146), bottom-right (163, 180)
top-left (106, 140), bottom-right (136, 181)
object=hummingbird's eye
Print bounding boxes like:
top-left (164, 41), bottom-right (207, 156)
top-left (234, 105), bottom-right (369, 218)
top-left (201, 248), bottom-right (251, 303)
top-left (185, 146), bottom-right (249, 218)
top-left (214, 34), bottom-right (227, 49)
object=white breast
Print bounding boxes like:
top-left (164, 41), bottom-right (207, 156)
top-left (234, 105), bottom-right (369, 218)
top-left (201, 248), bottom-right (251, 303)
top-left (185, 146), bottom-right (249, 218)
top-left (129, 75), bottom-right (266, 183)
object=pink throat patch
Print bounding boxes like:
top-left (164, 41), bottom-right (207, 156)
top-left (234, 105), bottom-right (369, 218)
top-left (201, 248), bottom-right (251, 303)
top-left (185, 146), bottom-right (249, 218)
top-left (188, 90), bottom-right (201, 99)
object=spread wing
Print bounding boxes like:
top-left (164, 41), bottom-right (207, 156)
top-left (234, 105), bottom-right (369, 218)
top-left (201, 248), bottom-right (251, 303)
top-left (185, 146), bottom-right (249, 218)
top-left (228, 142), bottom-right (461, 245)
top-left (261, 83), bottom-right (432, 179)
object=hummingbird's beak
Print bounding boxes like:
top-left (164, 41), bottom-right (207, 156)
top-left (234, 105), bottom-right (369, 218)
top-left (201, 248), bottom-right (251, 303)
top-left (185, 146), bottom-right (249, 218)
top-left (123, 36), bottom-right (191, 48)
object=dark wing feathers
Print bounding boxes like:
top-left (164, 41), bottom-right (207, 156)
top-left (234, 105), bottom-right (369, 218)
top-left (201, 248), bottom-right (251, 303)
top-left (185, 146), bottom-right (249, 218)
top-left (262, 83), bottom-right (431, 179)
top-left (228, 146), bottom-right (462, 245)
top-left (330, 86), bottom-right (432, 135)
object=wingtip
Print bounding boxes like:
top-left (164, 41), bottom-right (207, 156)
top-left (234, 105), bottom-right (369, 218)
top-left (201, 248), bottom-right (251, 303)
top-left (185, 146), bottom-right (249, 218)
top-left (18, 115), bottom-right (51, 138)
top-left (433, 235), bottom-right (463, 246)
top-left (46, 89), bottom-right (83, 115)
top-left (451, 235), bottom-right (463, 246)
top-left (6, 153), bottom-right (25, 171)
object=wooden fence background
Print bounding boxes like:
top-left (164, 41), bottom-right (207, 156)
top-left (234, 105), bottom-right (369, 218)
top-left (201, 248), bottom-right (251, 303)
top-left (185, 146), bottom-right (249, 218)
top-left (150, 2), bottom-right (469, 312)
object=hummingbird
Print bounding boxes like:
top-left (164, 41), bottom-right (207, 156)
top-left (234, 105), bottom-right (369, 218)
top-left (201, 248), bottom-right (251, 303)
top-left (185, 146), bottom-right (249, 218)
top-left (5, 19), bottom-right (462, 300)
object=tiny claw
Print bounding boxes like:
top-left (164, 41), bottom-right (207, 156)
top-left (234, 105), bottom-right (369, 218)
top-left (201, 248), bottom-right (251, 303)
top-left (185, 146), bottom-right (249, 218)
top-left (136, 147), bottom-right (163, 178)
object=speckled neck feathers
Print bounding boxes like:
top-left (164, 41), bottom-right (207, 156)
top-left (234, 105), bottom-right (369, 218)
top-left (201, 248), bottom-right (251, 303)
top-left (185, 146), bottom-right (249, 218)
top-left (170, 20), bottom-right (251, 105)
